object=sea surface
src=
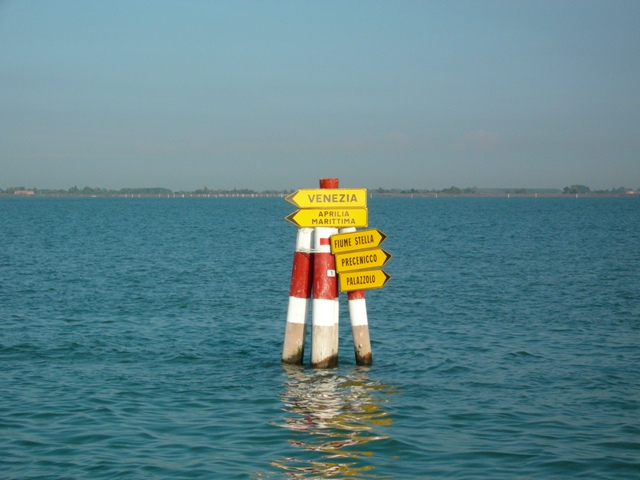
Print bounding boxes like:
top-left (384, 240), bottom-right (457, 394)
top-left (1, 195), bottom-right (639, 479)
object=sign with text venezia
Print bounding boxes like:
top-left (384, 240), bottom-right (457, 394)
top-left (285, 188), bottom-right (367, 209)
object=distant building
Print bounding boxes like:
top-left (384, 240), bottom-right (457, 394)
top-left (14, 190), bottom-right (35, 196)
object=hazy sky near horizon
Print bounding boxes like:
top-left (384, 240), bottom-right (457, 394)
top-left (1, 0), bottom-right (639, 191)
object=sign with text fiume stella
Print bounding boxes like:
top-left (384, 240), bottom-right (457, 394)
top-left (330, 228), bottom-right (387, 254)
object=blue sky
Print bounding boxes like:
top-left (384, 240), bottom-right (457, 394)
top-left (1, 0), bottom-right (639, 191)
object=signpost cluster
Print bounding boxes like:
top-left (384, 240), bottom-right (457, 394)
top-left (331, 230), bottom-right (391, 292)
top-left (282, 178), bottom-right (391, 368)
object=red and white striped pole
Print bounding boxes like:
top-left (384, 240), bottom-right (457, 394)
top-left (311, 178), bottom-right (340, 368)
top-left (339, 227), bottom-right (373, 365)
top-left (282, 227), bottom-right (314, 364)
top-left (347, 289), bottom-right (372, 365)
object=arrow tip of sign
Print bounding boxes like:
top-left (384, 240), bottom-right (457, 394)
top-left (284, 191), bottom-right (298, 207)
top-left (284, 211), bottom-right (299, 226)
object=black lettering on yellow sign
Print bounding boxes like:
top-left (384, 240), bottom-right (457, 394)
top-left (307, 193), bottom-right (359, 204)
top-left (355, 233), bottom-right (374, 246)
top-left (330, 229), bottom-right (386, 254)
top-left (334, 248), bottom-right (390, 273)
top-left (311, 217), bottom-right (357, 226)
top-left (334, 237), bottom-right (352, 249)
top-left (340, 253), bottom-right (378, 268)
top-left (318, 210), bottom-right (348, 217)
top-left (286, 208), bottom-right (368, 228)
top-left (338, 268), bottom-right (390, 292)
top-left (346, 273), bottom-right (378, 287)
top-left (311, 210), bottom-right (356, 226)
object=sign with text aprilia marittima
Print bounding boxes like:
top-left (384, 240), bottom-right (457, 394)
top-left (285, 208), bottom-right (368, 228)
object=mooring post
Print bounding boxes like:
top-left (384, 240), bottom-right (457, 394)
top-left (339, 226), bottom-right (373, 366)
top-left (347, 289), bottom-right (372, 365)
top-left (311, 177), bottom-right (340, 368)
top-left (282, 227), bottom-right (314, 364)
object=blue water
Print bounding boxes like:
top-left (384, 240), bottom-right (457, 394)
top-left (1, 196), bottom-right (639, 479)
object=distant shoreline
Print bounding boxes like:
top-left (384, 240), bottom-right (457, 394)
top-left (2, 192), bottom-right (638, 199)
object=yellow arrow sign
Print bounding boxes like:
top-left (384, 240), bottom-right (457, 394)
top-left (331, 228), bottom-right (387, 254)
top-left (334, 248), bottom-right (392, 273)
top-left (338, 269), bottom-right (391, 292)
top-left (285, 188), bottom-right (367, 208)
top-left (285, 208), bottom-right (368, 228)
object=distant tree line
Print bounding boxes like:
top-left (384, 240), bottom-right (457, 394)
top-left (1, 184), bottom-right (637, 196)
top-left (0, 186), bottom-right (293, 196)
top-left (563, 185), bottom-right (637, 194)
top-left (563, 185), bottom-right (590, 194)
top-left (372, 186), bottom-right (558, 195)
top-left (373, 185), bottom-right (638, 195)
top-left (0, 186), bottom-right (176, 196)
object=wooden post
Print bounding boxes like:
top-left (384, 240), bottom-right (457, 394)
top-left (347, 289), bottom-right (372, 365)
top-left (339, 227), bottom-right (373, 365)
top-left (311, 178), bottom-right (340, 368)
top-left (282, 228), bottom-right (314, 364)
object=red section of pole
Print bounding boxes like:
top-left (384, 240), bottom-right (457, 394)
top-left (311, 178), bottom-right (340, 368)
top-left (289, 250), bottom-right (313, 299)
top-left (319, 178), bottom-right (339, 189)
top-left (348, 290), bottom-right (365, 300)
top-left (282, 228), bottom-right (314, 364)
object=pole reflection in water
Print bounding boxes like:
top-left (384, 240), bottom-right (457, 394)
top-left (271, 365), bottom-right (396, 478)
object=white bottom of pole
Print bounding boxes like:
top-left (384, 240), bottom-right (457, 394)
top-left (282, 296), bottom-right (310, 364)
top-left (348, 297), bottom-right (368, 326)
top-left (282, 322), bottom-right (307, 364)
top-left (311, 325), bottom-right (338, 368)
top-left (312, 298), bottom-right (335, 327)
top-left (286, 296), bottom-right (309, 325)
top-left (348, 297), bottom-right (372, 365)
top-left (311, 298), bottom-right (338, 367)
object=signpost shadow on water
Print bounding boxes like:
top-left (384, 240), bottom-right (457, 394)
top-left (269, 365), bottom-right (396, 477)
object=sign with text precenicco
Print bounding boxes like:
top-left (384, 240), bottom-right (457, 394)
top-left (334, 248), bottom-right (392, 274)
top-left (285, 188), bottom-right (367, 209)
